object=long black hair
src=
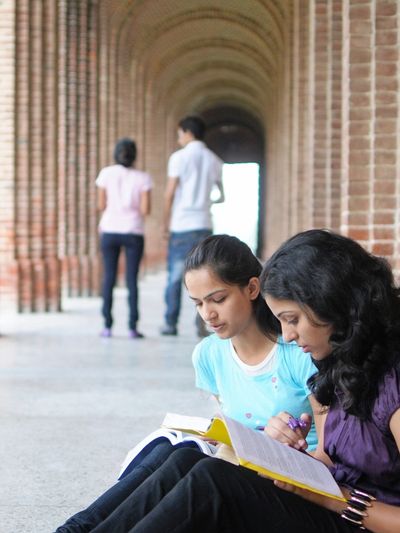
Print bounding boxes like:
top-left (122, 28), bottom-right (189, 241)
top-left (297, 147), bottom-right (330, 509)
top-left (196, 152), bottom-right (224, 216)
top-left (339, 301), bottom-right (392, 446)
top-left (184, 234), bottom-right (279, 340)
top-left (260, 229), bottom-right (400, 419)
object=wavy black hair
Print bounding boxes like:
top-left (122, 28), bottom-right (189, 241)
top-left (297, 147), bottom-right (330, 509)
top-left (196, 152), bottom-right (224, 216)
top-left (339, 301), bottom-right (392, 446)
top-left (184, 234), bottom-right (279, 340)
top-left (114, 138), bottom-right (137, 167)
top-left (260, 229), bottom-right (400, 419)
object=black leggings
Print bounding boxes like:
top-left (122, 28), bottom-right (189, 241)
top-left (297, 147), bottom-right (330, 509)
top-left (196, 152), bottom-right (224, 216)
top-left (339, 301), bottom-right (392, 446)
top-left (90, 448), bottom-right (360, 533)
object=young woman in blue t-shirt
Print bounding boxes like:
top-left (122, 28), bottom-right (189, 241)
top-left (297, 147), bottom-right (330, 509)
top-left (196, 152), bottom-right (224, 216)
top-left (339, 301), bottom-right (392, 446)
top-left (89, 230), bottom-right (400, 533)
top-left (187, 234), bottom-right (318, 446)
top-left (55, 235), bottom-right (319, 532)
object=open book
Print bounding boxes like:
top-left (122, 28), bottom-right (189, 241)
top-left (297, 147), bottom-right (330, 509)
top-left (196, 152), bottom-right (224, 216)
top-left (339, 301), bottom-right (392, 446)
top-left (118, 420), bottom-right (217, 480)
top-left (162, 412), bottom-right (346, 502)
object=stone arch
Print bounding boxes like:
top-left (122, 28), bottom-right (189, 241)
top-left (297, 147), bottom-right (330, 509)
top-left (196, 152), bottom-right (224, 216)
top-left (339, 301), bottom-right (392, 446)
top-left (202, 105), bottom-right (265, 254)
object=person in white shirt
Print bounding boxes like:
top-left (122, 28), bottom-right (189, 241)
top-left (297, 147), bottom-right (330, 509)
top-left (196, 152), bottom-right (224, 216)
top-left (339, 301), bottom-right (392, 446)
top-left (96, 138), bottom-right (152, 339)
top-left (161, 116), bottom-right (224, 337)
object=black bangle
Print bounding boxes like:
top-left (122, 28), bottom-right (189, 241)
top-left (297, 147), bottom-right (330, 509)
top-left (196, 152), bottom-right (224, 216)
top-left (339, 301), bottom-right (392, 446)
top-left (341, 489), bottom-right (376, 530)
top-left (348, 498), bottom-right (369, 512)
top-left (350, 489), bottom-right (376, 503)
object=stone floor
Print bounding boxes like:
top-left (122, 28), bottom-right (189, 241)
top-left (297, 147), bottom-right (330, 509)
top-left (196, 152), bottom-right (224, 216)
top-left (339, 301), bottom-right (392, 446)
top-left (0, 271), bottom-right (215, 533)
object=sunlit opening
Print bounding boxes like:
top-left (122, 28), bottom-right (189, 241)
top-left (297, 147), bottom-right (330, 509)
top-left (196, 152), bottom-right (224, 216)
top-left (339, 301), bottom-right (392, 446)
top-left (211, 163), bottom-right (260, 253)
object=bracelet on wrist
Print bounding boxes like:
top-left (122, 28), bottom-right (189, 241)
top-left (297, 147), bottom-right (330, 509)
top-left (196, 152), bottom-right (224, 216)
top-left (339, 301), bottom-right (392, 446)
top-left (340, 489), bottom-right (376, 530)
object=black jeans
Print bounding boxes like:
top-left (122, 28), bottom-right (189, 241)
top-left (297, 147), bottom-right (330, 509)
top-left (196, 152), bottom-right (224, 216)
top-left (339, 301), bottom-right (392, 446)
top-left (55, 441), bottom-right (178, 532)
top-left (100, 232), bottom-right (144, 329)
top-left (88, 448), bottom-right (360, 533)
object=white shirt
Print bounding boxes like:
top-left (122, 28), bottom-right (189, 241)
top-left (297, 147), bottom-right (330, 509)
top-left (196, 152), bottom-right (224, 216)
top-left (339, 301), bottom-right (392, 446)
top-left (168, 140), bottom-right (223, 232)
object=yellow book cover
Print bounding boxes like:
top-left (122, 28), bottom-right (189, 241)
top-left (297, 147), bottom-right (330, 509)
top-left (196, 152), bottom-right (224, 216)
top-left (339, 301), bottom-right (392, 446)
top-left (162, 413), bottom-right (345, 502)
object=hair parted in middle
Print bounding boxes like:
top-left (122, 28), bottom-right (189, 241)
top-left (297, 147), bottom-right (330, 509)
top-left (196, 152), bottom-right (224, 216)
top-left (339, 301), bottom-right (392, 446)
top-left (184, 234), bottom-right (279, 340)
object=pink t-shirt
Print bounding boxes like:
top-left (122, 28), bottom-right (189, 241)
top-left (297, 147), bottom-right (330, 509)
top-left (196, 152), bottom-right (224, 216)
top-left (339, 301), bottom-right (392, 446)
top-left (96, 165), bottom-right (152, 234)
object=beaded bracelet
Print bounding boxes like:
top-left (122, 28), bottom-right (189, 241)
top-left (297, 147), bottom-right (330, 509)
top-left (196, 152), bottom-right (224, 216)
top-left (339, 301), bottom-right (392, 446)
top-left (341, 489), bottom-right (376, 530)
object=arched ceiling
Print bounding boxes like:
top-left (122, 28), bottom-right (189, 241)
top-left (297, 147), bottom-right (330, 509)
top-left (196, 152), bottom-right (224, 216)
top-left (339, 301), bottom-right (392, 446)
top-left (203, 106), bottom-right (264, 163)
top-left (100, 0), bottom-right (289, 122)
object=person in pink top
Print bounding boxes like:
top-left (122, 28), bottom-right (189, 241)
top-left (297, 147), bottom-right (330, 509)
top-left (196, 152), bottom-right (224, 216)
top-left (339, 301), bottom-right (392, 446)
top-left (96, 138), bottom-right (153, 338)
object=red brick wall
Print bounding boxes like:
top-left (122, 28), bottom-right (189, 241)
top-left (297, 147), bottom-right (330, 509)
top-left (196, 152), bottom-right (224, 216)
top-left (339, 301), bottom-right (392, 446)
top-left (1, 1), bottom-right (400, 311)
top-left (263, 0), bottom-right (400, 270)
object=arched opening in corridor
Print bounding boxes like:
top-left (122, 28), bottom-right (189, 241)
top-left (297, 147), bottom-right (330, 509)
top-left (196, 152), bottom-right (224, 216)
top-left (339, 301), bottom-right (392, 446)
top-left (212, 162), bottom-right (260, 254)
top-left (203, 106), bottom-right (265, 256)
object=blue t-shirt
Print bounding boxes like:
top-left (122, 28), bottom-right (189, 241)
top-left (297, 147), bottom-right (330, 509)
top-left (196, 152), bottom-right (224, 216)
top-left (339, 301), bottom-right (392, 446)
top-left (192, 335), bottom-right (318, 450)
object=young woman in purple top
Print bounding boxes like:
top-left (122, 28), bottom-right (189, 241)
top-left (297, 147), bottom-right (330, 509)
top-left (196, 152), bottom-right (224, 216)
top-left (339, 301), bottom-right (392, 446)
top-left (260, 229), bottom-right (400, 531)
top-left (79, 229), bottom-right (399, 532)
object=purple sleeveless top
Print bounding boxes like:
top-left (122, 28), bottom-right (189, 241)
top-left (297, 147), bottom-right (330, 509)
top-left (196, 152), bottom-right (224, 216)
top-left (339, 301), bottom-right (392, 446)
top-left (324, 366), bottom-right (400, 505)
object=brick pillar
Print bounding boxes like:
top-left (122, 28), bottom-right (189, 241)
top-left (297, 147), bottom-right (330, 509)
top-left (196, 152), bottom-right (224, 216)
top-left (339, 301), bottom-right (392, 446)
top-left (330, 0), bottom-right (344, 231)
top-left (313, 0), bottom-right (333, 229)
top-left (0, 0), bottom-right (103, 312)
top-left (58, 0), bottom-right (101, 297)
top-left (263, 4), bottom-right (296, 256)
top-left (373, 1), bottom-right (399, 265)
top-left (0, 0), bottom-right (17, 312)
top-left (342, 0), bottom-right (400, 270)
top-left (290, 0), bottom-right (313, 233)
top-left (341, 1), bottom-right (374, 248)
top-left (12, 0), bottom-right (61, 312)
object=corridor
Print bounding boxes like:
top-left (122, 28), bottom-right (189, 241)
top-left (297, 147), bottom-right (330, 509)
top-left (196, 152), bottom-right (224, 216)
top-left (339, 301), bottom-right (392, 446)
top-left (0, 271), bottom-right (214, 533)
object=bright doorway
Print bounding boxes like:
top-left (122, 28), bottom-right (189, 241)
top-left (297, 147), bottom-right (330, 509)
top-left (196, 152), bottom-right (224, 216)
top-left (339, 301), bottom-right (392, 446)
top-left (211, 163), bottom-right (260, 253)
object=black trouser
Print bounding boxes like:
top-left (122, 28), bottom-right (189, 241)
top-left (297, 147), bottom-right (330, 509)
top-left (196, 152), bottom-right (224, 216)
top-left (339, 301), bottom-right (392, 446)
top-left (55, 442), bottom-right (178, 532)
top-left (90, 448), bottom-right (360, 533)
top-left (100, 232), bottom-right (144, 329)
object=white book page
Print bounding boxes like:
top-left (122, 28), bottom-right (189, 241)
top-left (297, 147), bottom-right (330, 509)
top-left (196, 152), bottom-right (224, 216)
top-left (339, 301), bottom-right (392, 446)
top-left (182, 436), bottom-right (218, 456)
top-left (119, 429), bottom-right (180, 468)
top-left (118, 428), bottom-right (182, 478)
top-left (224, 416), bottom-right (343, 499)
top-left (162, 413), bottom-right (212, 433)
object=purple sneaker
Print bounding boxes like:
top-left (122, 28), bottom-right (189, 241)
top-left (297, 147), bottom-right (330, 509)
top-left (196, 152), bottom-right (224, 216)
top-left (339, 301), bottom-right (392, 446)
top-left (100, 328), bottom-right (112, 338)
top-left (129, 329), bottom-right (144, 339)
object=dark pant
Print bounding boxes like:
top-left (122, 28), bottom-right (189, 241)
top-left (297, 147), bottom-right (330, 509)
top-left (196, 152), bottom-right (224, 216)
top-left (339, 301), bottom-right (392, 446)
top-left (89, 448), bottom-right (360, 533)
top-left (54, 441), bottom-right (177, 533)
top-left (164, 229), bottom-right (211, 327)
top-left (100, 232), bottom-right (144, 330)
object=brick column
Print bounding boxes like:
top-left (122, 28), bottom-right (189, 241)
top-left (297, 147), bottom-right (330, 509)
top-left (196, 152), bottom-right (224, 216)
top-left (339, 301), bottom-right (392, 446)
top-left (0, 0), bottom-right (17, 312)
top-left (11, 0), bottom-right (61, 312)
top-left (312, 0), bottom-right (331, 228)
top-left (373, 1), bottom-right (399, 266)
top-left (342, 0), bottom-right (400, 270)
top-left (341, 1), bottom-right (375, 248)
top-left (291, 0), bottom-right (313, 232)
top-left (58, 0), bottom-right (101, 297)
top-left (330, 0), bottom-right (344, 231)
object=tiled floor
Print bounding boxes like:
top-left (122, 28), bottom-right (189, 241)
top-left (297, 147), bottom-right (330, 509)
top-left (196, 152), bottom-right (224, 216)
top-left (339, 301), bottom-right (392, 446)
top-left (0, 272), bottom-right (215, 533)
